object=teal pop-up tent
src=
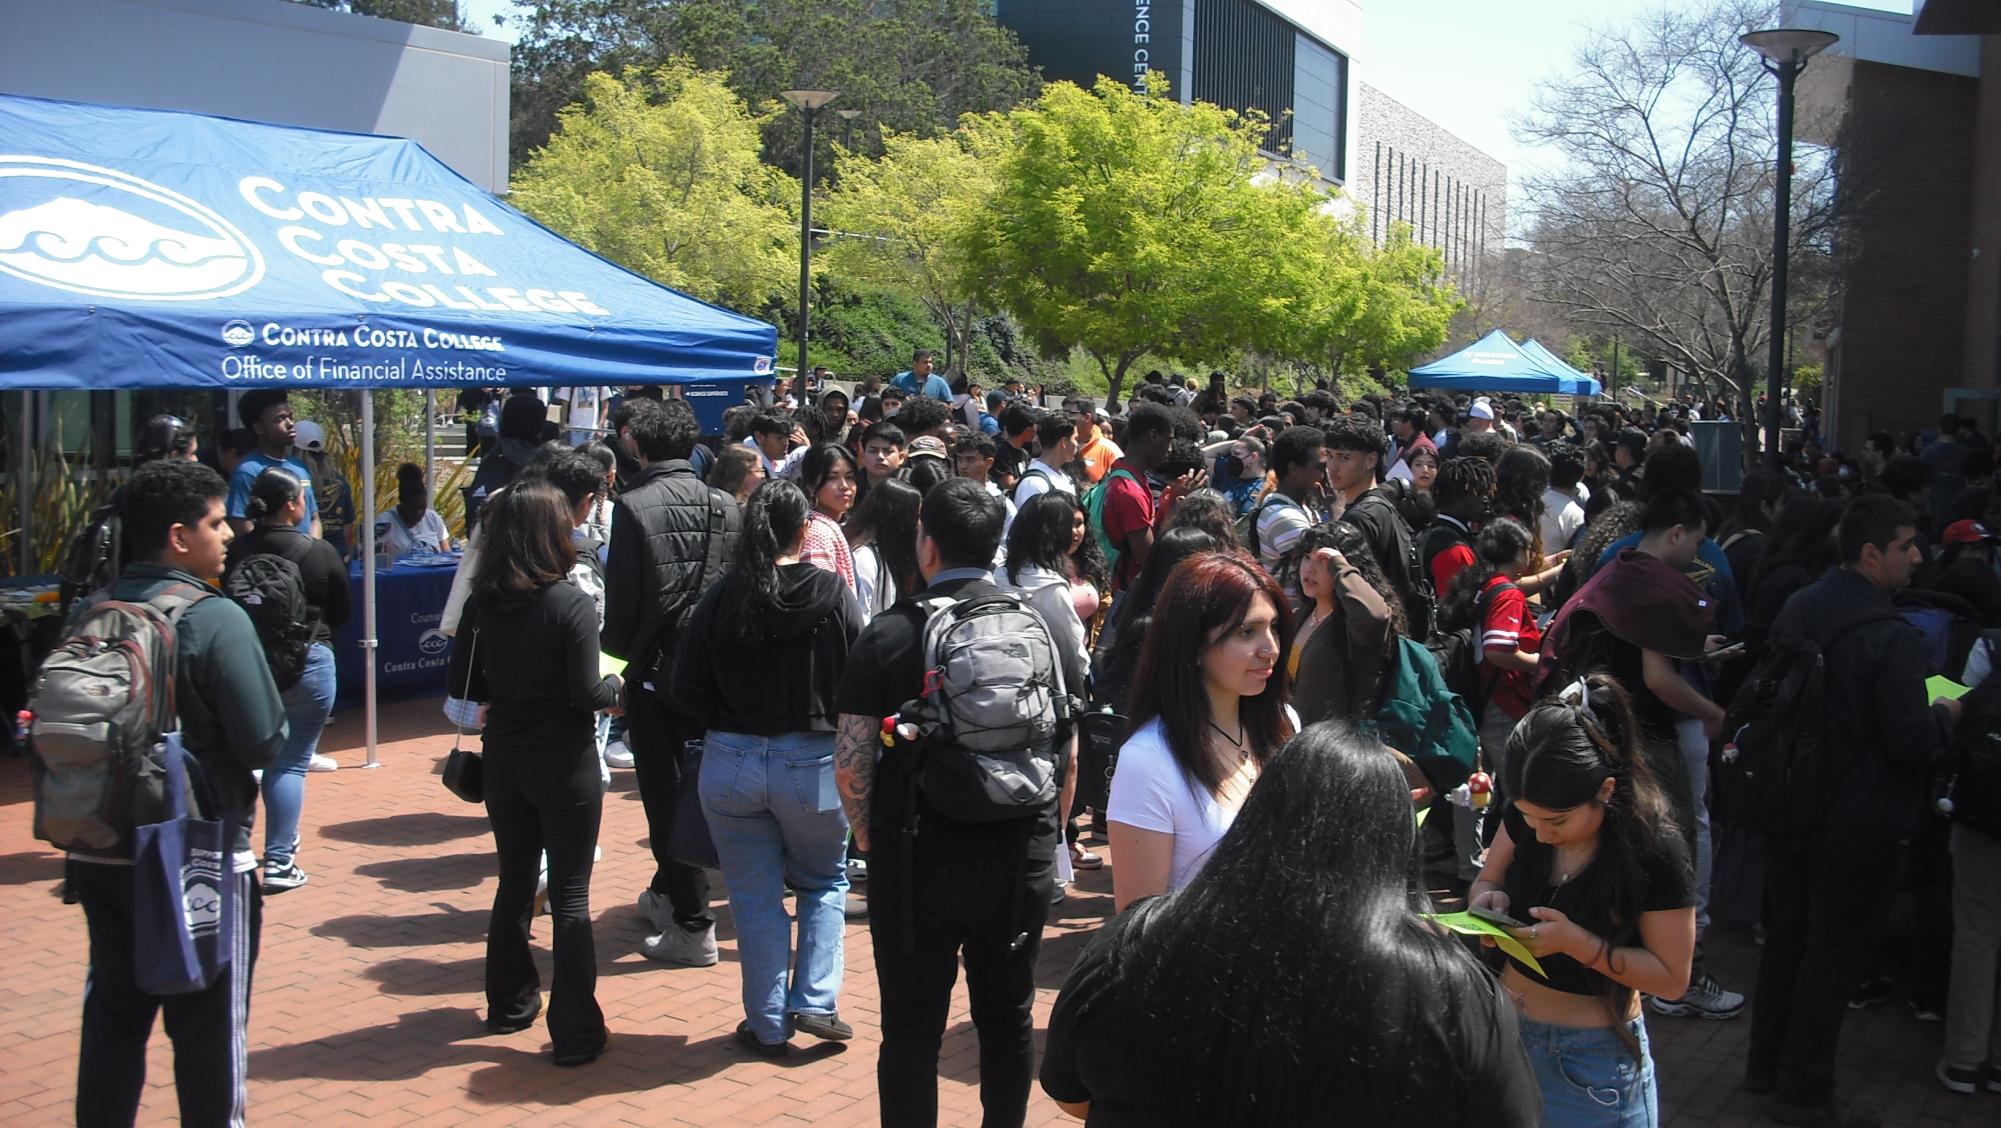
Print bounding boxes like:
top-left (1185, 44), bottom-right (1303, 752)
top-left (1409, 329), bottom-right (1603, 396)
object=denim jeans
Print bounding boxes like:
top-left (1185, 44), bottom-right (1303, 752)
top-left (698, 730), bottom-right (850, 1044)
top-left (1674, 716), bottom-right (1713, 936)
top-left (262, 642), bottom-right (336, 867)
top-left (1518, 1014), bottom-right (1658, 1127)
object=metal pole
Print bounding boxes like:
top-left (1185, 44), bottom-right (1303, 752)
top-left (795, 109), bottom-right (816, 406)
top-left (1765, 59), bottom-right (1799, 470)
top-left (361, 390), bottom-right (379, 768)
top-left (423, 389), bottom-right (436, 489)
top-left (16, 392), bottom-right (31, 575)
top-left (1610, 334), bottom-right (1621, 400)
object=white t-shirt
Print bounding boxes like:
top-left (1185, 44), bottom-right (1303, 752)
top-left (1105, 716), bottom-right (1239, 893)
top-left (376, 508), bottom-right (449, 556)
top-left (1539, 486), bottom-right (1587, 553)
top-left (567, 386), bottom-right (605, 433)
top-left (853, 542), bottom-right (896, 625)
top-left (1013, 459), bottom-right (1076, 509)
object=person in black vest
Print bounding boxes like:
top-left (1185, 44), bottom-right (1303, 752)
top-left (602, 397), bottom-right (740, 966)
top-left (69, 460), bottom-right (285, 1127)
top-left (1325, 414), bottom-right (1432, 638)
top-left (225, 466), bottom-right (348, 892)
top-left (1751, 495), bottom-right (1958, 1128)
top-left (833, 478), bottom-right (1086, 1127)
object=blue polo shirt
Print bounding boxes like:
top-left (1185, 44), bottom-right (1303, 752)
top-left (891, 370), bottom-right (953, 401)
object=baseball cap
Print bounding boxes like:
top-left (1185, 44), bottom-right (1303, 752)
top-left (1469, 399), bottom-right (1495, 421)
top-left (1943, 519), bottom-right (1993, 545)
top-left (295, 420), bottom-right (326, 451)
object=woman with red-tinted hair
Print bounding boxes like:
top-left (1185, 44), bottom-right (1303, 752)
top-left (1107, 551), bottom-right (1297, 909)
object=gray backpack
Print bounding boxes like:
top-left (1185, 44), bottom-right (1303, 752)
top-left (29, 585), bottom-right (209, 859)
top-left (898, 591), bottom-right (1076, 823)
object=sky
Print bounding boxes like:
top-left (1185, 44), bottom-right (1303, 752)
top-left (460, 0), bottom-right (1914, 186)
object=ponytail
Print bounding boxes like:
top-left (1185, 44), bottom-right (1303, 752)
top-left (246, 466), bottom-right (304, 525)
top-left (719, 479), bottom-right (810, 638)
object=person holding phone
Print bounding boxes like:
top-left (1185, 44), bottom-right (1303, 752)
top-left (1470, 674), bottom-right (1696, 1128)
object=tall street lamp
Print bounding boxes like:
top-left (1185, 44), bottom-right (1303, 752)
top-left (780, 88), bottom-right (839, 403)
top-left (1741, 27), bottom-right (1837, 469)
top-left (837, 108), bottom-right (860, 152)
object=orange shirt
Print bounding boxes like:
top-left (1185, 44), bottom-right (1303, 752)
top-left (1077, 432), bottom-right (1123, 484)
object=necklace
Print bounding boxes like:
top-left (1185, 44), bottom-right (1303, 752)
top-left (1207, 718), bottom-right (1251, 763)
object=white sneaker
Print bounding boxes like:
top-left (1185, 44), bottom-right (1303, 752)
top-left (846, 858), bottom-right (868, 884)
top-left (1649, 970), bottom-right (1745, 1020)
top-left (603, 741), bottom-right (634, 769)
top-left (640, 924), bottom-right (719, 967)
top-left (308, 754), bottom-right (338, 773)
top-left (637, 889), bottom-right (675, 933)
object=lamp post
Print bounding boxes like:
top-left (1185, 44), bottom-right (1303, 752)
top-left (780, 89), bottom-right (839, 405)
top-left (837, 108), bottom-right (859, 152)
top-left (1741, 27), bottom-right (1837, 469)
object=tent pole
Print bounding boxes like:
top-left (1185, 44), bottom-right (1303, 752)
top-left (16, 392), bottom-right (31, 575)
top-left (423, 389), bottom-right (436, 490)
top-left (361, 390), bottom-right (380, 769)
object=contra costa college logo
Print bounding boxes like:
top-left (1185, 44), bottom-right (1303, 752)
top-left (0, 155), bottom-right (265, 301)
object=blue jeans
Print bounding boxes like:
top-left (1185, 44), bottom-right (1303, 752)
top-left (1518, 1014), bottom-right (1659, 1127)
top-left (698, 730), bottom-right (850, 1043)
top-left (262, 642), bottom-right (336, 867)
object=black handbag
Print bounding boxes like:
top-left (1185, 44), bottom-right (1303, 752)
top-left (664, 738), bottom-right (718, 869)
top-left (441, 628), bottom-right (484, 804)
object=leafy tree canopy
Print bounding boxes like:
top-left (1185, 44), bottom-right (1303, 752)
top-left (287, 0), bottom-right (474, 32)
top-left (508, 64), bottom-right (798, 312)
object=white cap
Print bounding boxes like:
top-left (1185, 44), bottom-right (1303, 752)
top-left (295, 420), bottom-right (327, 451)
top-left (1469, 399), bottom-right (1495, 421)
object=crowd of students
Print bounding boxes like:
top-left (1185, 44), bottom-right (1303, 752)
top-left (48, 369), bottom-right (2001, 1128)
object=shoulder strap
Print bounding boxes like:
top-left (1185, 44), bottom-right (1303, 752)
top-left (1814, 604), bottom-right (1904, 654)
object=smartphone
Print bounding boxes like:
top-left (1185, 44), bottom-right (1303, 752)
top-left (1707, 641), bottom-right (1747, 661)
top-left (1469, 905), bottom-right (1530, 931)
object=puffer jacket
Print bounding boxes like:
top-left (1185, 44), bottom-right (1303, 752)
top-left (601, 460), bottom-right (740, 671)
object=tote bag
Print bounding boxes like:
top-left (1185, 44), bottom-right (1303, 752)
top-left (131, 733), bottom-right (234, 996)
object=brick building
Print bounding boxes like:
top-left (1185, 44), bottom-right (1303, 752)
top-left (1790, 0), bottom-right (2001, 452)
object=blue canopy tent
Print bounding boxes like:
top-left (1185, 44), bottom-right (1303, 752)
top-left (1408, 329), bottom-right (1603, 397)
top-left (0, 93), bottom-right (778, 764)
top-left (1520, 338), bottom-right (1599, 389)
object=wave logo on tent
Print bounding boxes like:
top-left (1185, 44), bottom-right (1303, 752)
top-left (753, 356), bottom-right (773, 375)
top-left (0, 156), bottom-right (265, 301)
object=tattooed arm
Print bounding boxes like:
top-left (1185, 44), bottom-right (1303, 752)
top-left (834, 712), bottom-right (879, 852)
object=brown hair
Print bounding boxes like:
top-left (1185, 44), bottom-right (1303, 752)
top-left (470, 480), bottom-right (576, 603)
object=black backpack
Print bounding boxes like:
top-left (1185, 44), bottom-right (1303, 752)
top-left (60, 502), bottom-right (123, 609)
top-left (1425, 580), bottom-right (1517, 716)
top-left (1344, 490), bottom-right (1435, 639)
top-left (1942, 675), bottom-right (2001, 839)
top-left (222, 535), bottom-right (318, 691)
top-left (1715, 606), bottom-right (1901, 835)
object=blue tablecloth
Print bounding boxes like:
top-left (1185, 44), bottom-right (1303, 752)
top-left (336, 558), bottom-right (459, 707)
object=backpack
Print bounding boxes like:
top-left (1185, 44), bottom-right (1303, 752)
top-left (1344, 490), bottom-right (1435, 639)
top-left (1082, 467), bottom-right (1142, 573)
top-left (1366, 635), bottom-right (1480, 790)
top-left (894, 591), bottom-right (1078, 824)
top-left (222, 535), bottom-right (318, 691)
top-left (59, 502), bottom-right (123, 609)
top-left (1714, 606), bottom-right (1903, 835)
top-left (1240, 494), bottom-right (1307, 591)
top-left (1942, 675), bottom-right (2001, 839)
top-left (28, 585), bottom-right (212, 859)
top-left (1425, 580), bottom-right (1518, 715)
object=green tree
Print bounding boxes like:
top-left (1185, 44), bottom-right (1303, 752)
top-left (287, 0), bottom-right (473, 31)
top-left (960, 76), bottom-right (1347, 409)
top-left (821, 121), bottom-right (1007, 374)
top-left (509, 64), bottom-right (799, 312)
top-left (1283, 220), bottom-right (1458, 377)
top-left (505, 0), bottom-right (1039, 173)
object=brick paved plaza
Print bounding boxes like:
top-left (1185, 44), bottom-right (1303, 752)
top-left (0, 700), bottom-right (1993, 1127)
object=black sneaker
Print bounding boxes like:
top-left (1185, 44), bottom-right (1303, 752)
top-left (1846, 975), bottom-right (1893, 1010)
top-left (261, 860), bottom-right (308, 893)
top-left (1936, 1060), bottom-right (1980, 1095)
top-left (790, 1011), bottom-right (854, 1042)
top-left (734, 1021), bottom-right (789, 1058)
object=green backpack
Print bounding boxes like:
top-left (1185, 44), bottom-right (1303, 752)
top-left (1082, 467), bottom-right (1142, 573)
top-left (1364, 635), bottom-right (1481, 790)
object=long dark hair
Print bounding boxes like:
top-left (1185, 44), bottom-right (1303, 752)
top-left (1128, 552), bottom-right (1294, 795)
top-left (1297, 521), bottom-right (1406, 638)
top-left (1004, 490), bottom-right (1108, 591)
top-left (1109, 722), bottom-right (1510, 1124)
top-left (1503, 673), bottom-right (1681, 1043)
top-left (800, 442), bottom-right (856, 518)
top-left (1440, 517), bottom-right (1531, 631)
top-left (1750, 496), bottom-right (1844, 598)
top-left (1494, 444), bottom-right (1551, 561)
top-left (845, 477), bottom-right (923, 599)
top-left (244, 466), bottom-right (304, 525)
top-left (720, 479), bottom-right (812, 638)
top-left (470, 480), bottom-right (577, 604)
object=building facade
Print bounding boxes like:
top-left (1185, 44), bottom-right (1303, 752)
top-left (1350, 83), bottom-right (1506, 291)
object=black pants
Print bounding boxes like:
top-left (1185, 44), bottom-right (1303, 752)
top-left (623, 678), bottom-right (714, 928)
top-left (868, 847), bottom-right (1054, 1128)
top-left (71, 860), bottom-right (262, 1128)
top-left (1750, 836), bottom-right (1904, 1105)
top-left (483, 742), bottom-right (606, 1054)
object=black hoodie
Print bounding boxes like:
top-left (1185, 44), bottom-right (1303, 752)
top-left (670, 562), bottom-right (861, 734)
